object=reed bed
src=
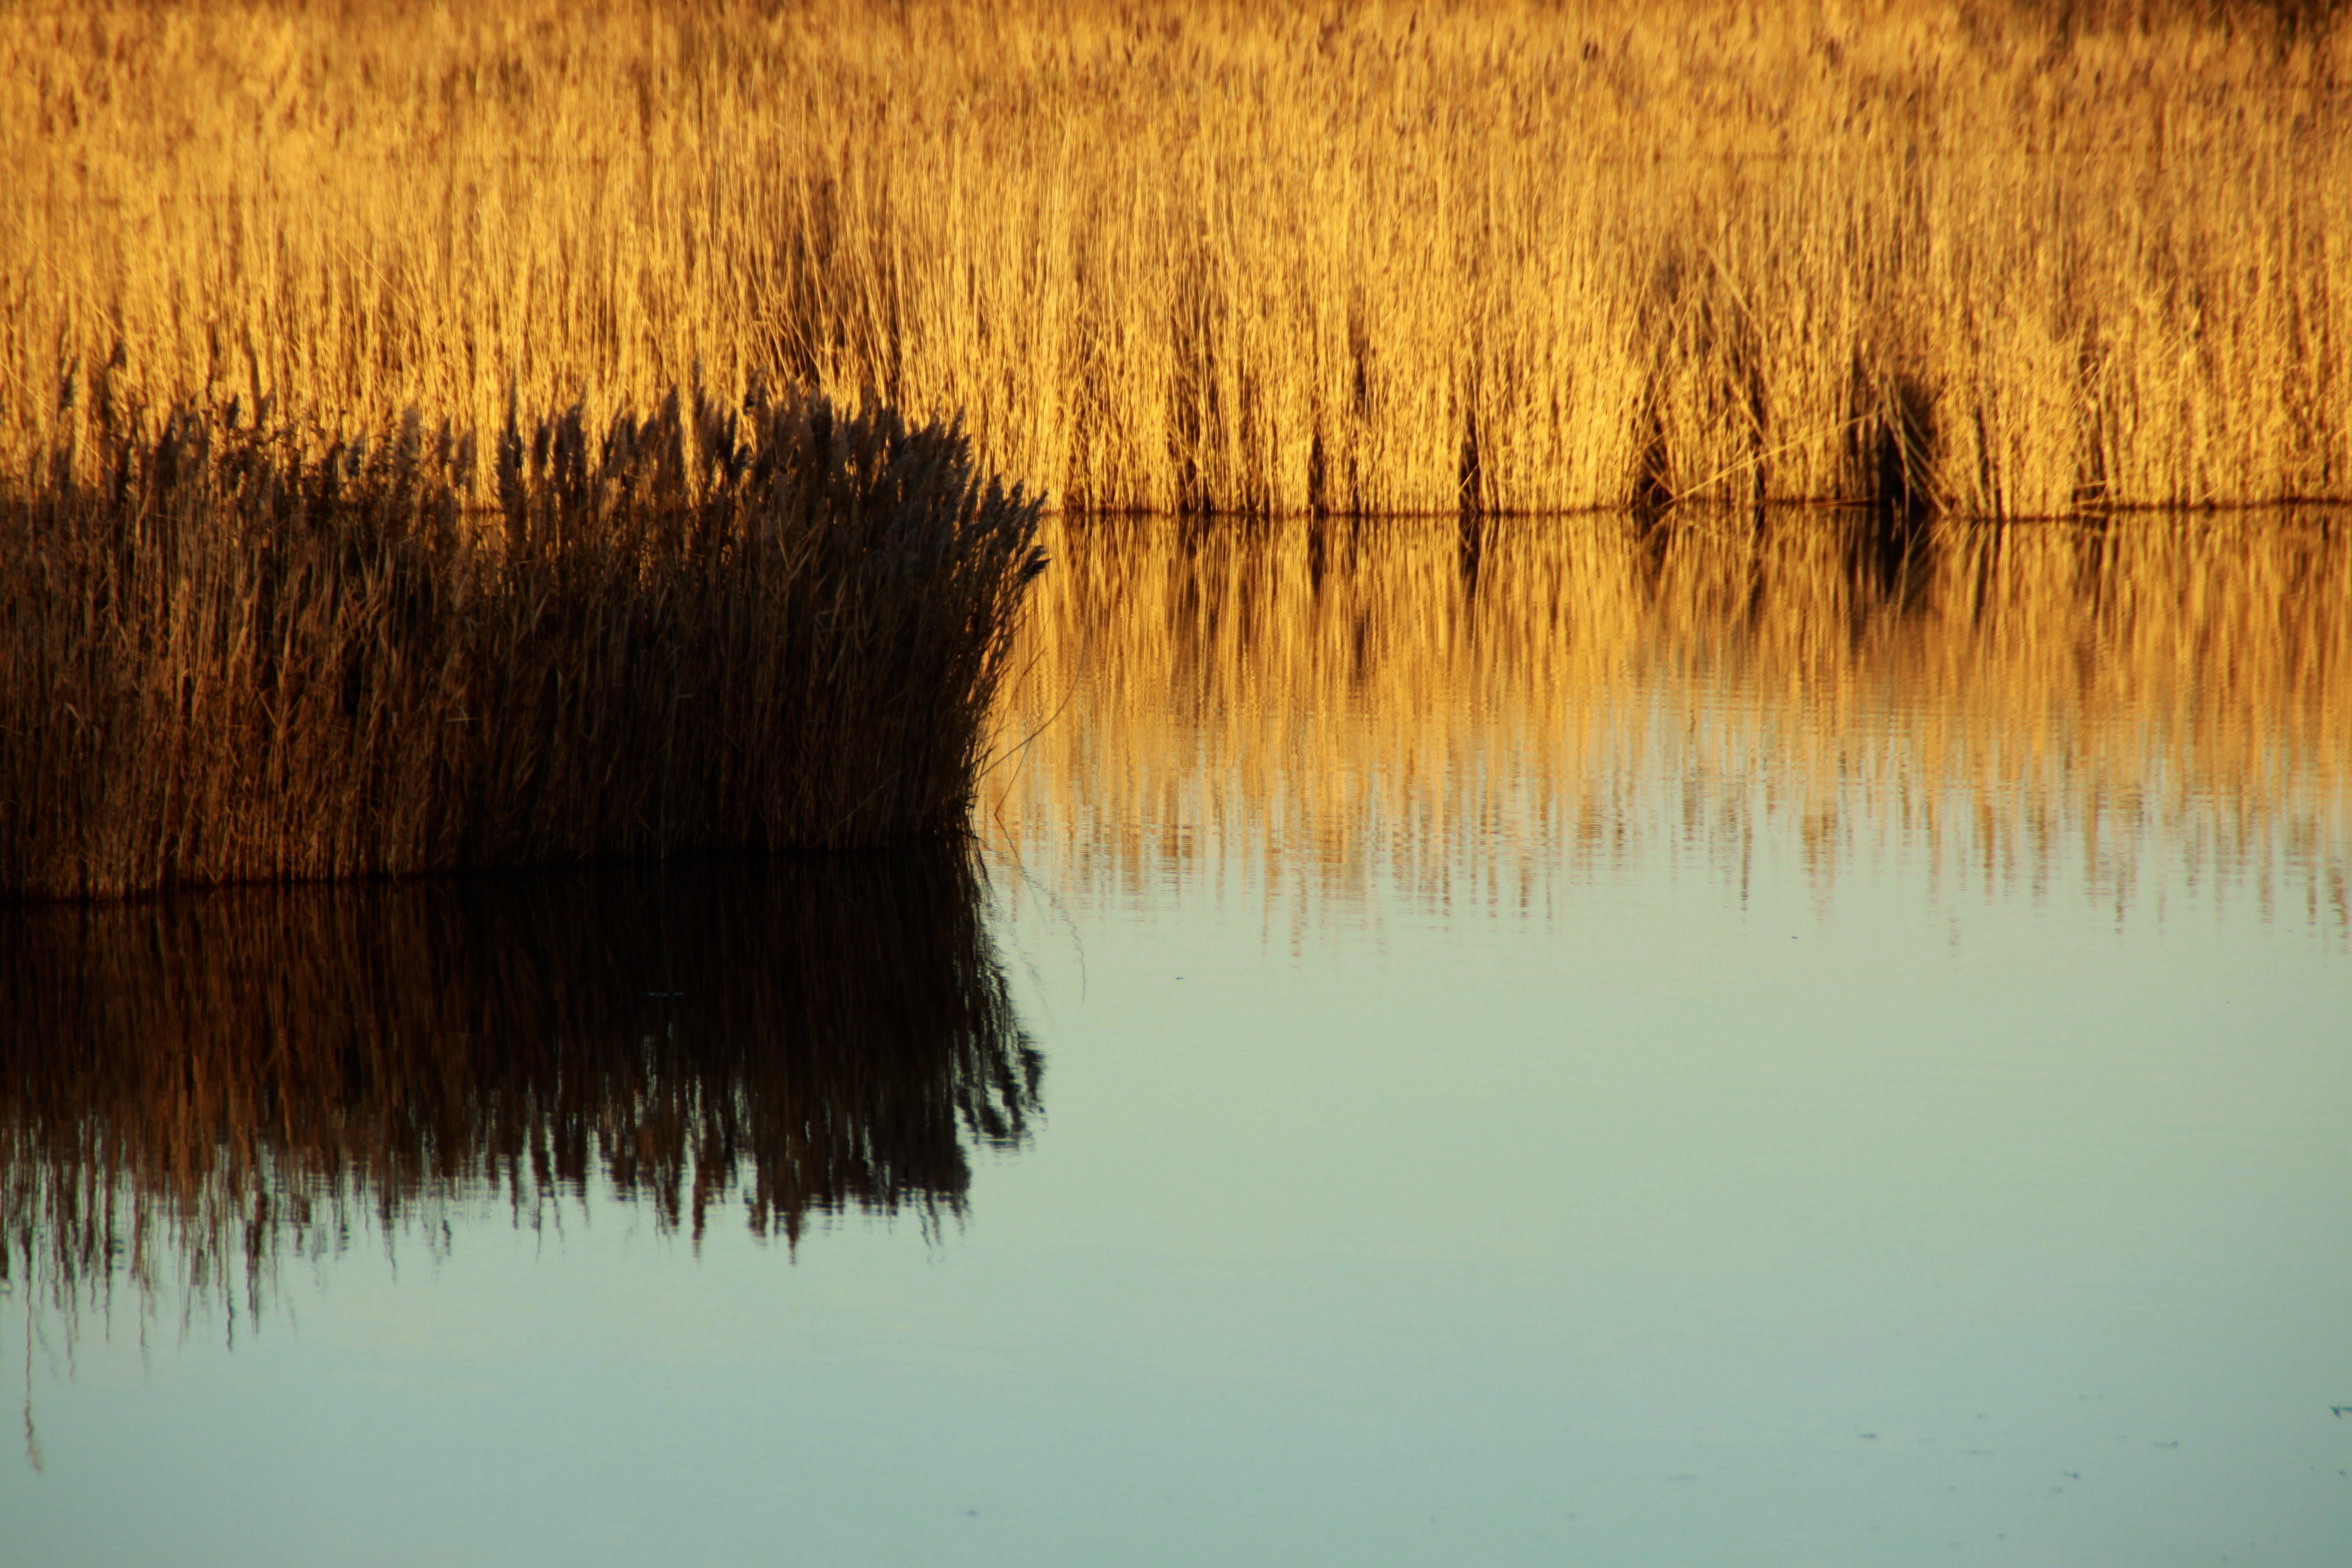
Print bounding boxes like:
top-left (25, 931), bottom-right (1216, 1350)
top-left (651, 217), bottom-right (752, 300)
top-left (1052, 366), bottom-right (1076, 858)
top-left (3, 0), bottom-right (2347, 517)
top-left (0, 851), bottom-right (1039, 1325)
top-left (0, 376), bottom-right (1045, 899)
top-left (984, 511), bottom-right (2352, 933)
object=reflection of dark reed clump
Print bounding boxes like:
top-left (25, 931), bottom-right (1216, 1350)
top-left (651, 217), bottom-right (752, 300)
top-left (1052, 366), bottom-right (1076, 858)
top-left (0, 852), bottom-right (1040, 1319)
top-left (0, 374), bottom-right (1045, 899)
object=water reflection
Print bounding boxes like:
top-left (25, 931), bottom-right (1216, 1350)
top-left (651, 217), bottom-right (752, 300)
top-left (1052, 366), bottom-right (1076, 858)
top-left (991, 511), bottom-right (2350, 931)
top-left (0, 853), bottom-right (1039, 1323)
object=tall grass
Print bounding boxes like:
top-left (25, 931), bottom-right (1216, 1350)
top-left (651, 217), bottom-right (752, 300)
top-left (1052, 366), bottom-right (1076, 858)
top-left (0, 374), bottom-right (1044, 898)
top-left (0, 851), bottom-right (1039, 1325)
top-left (985, 510), bottom-right (2352, 931)
top-left (3, 0), bottom-right (2346, 516)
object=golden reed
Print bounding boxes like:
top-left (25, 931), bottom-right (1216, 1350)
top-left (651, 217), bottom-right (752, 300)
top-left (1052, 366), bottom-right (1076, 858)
top-left (0, 374), bottom-right (1044, 899)
top-left (2, 0), bottom-right (2346, 516)
top-left (984, 511), bottom-right (2352, 932)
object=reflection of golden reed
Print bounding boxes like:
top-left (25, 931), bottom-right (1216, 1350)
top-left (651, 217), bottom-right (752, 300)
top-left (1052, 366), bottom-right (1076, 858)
top-left (0, 854), bottom-right (1039, 1321)
top-left (3, 2), bottom-right (2345, 514)
top-left (986, 513), bottom-right (2351, 931)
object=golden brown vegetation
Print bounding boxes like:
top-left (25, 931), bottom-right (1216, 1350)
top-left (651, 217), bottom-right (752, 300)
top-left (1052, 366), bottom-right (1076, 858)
top-left (0, 376), bottom-right (1044, 898)
top-left (4, 0), bottom-right (2348, 516)
top-left (0, 852), bottom-right (1038, 1322)
top-left (985, 511), bottom-right (2351, 931)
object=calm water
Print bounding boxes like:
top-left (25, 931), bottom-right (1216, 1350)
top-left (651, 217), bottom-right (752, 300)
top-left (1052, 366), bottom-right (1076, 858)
top-left (6, 513), bottom-right (2350, 1566)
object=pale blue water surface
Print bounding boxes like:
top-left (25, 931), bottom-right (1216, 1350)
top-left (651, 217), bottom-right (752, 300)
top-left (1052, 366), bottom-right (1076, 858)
top-left (6, 514), bottom-right (2350, 1565)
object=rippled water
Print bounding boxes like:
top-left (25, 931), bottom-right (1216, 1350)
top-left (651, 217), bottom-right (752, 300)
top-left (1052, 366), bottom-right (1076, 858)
top-left (7, 512), bottom-right (2350, 1566)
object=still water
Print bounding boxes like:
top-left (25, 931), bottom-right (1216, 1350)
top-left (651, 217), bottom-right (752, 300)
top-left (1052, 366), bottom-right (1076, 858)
top-left (6, 513), bottom-right (2350, 1566)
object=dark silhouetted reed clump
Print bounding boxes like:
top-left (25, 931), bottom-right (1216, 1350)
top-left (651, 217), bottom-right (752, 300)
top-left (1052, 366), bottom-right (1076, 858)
top-left (0, 851), bottom-right (1040, 1322)
top-left (0, 376), bottom-right (1045, 899)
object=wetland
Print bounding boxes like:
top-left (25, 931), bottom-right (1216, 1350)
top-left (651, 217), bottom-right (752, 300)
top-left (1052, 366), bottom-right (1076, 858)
top-left (5, 2), bottom-right (2351, 1561)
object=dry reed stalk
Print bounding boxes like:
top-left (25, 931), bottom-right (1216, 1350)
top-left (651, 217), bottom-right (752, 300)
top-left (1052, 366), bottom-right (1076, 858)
top-left (0, 852), bottom-right (1038, 1324)
top-left (2, 0), bottom-right (2345, 517)
top-left (0, 375), bottom-right (1045, 899)
top-left (983, 510), bottom-right (2352, 932)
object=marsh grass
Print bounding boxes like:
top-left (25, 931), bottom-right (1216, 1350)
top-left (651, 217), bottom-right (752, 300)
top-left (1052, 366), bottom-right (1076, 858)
top-left (0, 372), bottom-right (1045, 899)
top-left (3, 0), bottom-right (2347, 516)
top-left (0, 851), bottom-right (1039, 1328)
